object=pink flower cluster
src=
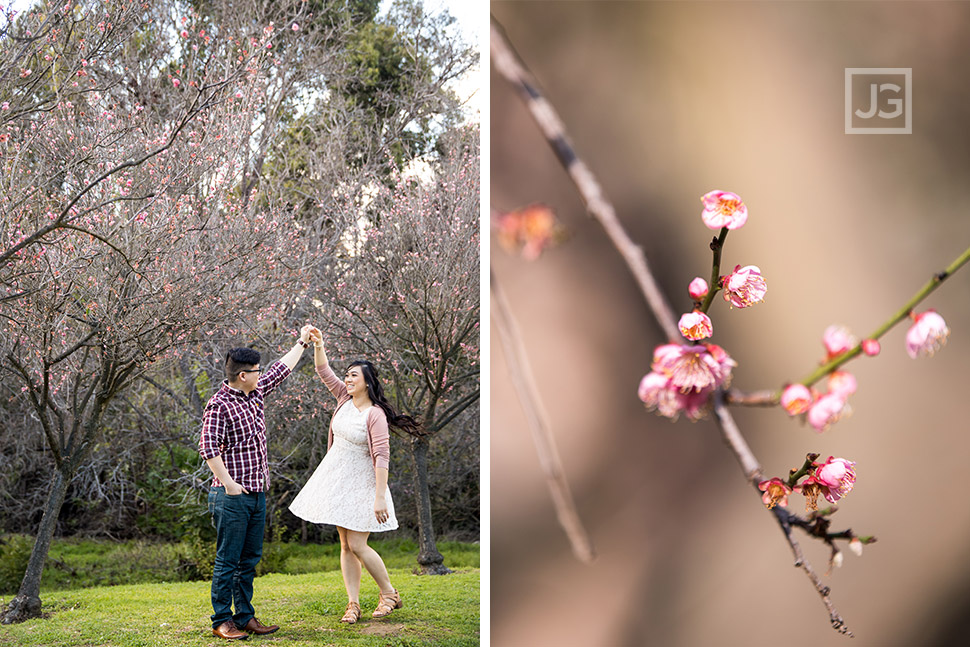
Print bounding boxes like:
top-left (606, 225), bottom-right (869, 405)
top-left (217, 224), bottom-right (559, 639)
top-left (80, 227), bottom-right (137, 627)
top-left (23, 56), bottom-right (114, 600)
top-left (782, 370), bottom-right (856, 432)
top-left (639, 343), bottom-right (736, 420)
top-left (782, 312), bottom-right (950, 431)
top-left (758, 456), bottom-right (857, 511)
top-left (642, 190), bottom-right (763, 419)
top-left (674, 194), bottom-right (766, 343)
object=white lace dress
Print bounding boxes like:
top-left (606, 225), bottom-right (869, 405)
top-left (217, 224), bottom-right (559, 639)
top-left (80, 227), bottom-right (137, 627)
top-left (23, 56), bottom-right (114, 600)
top-left (288, 401), bottom-right (398, 532)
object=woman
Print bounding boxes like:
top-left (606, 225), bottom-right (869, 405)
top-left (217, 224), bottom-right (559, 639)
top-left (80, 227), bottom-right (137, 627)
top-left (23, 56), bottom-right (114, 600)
top-left (289, 328), bottom-right (422, 624)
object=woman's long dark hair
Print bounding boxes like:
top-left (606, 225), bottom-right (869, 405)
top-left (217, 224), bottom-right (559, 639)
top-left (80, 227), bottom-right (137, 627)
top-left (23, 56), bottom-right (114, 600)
top-left (348, 360), bottom-right (424, 437)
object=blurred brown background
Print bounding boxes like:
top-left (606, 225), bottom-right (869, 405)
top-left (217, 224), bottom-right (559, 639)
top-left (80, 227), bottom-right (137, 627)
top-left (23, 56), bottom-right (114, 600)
top-left (490, 2), bottom-right (970, 646)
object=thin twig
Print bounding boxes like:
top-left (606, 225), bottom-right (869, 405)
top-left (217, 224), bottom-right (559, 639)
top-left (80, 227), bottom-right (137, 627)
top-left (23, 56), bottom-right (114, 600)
top-left (491, 270), bottom-right (596, 564)
top-left (491, 14), bottom-right (851, 634)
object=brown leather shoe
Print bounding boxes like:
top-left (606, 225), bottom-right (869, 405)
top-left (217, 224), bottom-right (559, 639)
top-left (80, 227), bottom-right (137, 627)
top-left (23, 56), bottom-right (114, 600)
top-left (371, 588), bottom-right (402, 618)
top-left (243, 617), bottom-right (279, 635)
top-left (212, 621), bottom-right (248, 640)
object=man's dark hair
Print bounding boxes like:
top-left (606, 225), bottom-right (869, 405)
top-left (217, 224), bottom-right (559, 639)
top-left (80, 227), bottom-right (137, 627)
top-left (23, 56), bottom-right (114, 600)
top-left (225, 347), bottom-right (261, 381)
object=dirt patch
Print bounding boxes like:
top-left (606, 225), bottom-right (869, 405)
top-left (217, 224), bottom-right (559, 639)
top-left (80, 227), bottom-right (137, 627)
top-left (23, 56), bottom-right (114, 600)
top-left (360, 622), bottom-right (405, 636)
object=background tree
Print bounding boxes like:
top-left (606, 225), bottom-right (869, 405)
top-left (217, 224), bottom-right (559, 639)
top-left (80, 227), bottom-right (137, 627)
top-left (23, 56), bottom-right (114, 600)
top-left (0, 0), bottom-right (306, 623)
top-left (0, 0), bottom-right (479, 618)
top-left (315, 124), bottom-right (480, 573)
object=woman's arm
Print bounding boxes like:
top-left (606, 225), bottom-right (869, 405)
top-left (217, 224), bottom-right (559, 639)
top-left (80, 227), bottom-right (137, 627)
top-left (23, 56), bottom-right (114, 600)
top-left (310, 328), bottom-right (329, 366)
top-left (374, 467), bottom-right (390, 524)
top-left (308, 328), bottom-right (348, 400)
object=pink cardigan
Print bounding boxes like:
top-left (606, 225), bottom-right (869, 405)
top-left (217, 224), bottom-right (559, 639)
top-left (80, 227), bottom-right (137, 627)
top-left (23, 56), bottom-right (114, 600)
top-left (316, 363), bottom-right (391, 470)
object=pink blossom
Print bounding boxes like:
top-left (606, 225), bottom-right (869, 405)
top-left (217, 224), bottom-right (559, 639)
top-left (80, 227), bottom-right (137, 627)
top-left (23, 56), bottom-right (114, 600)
top-left (172, 78), bottom-right (181, 88)
top-left (292, 22), bottom-right (300, 31)
top-left (806, 392), bottom-right (848, 432)
top-left (758, 477), bottom-right (792, 509)
top-left (827, 370), bottom-right (857, 399)
top-left (651, 343), bottom-right (735, 393)
top-left (678, 310), bottom-right (713, 341)
top-left (1, 102), bottom-right (8, 110)
top-left (638, 372), bottom-right (683, 419)
top-left (688, 277), bottom-right (709, 300)
top-left (638, 372), bottom-right (669, 407)
top-left (814, 456), bottom-right (857, 504)
top-left (861, 338), bottom-right (880, 356)
top-left (700, 190), bottom-right (748, 230)
top-left (638, 371), bottom-right (714, 421)
top-left (722, 264), bottom-right (767, 308)
top-left (822, 324), bottom-right (857, 358)
top-left (905, 309), bottom-right (949, 359)
top-left (640, 343), bottom-right (737, 421)
top-left (780, 383), bottom-right (813, 416)
top-left (493, 204), bottom-right (561, 260)
top-left (180, 29), bottom-right (189, 38)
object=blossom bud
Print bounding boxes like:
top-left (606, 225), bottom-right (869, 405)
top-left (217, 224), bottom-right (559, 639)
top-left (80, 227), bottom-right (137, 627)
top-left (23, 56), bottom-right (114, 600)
top-left (861, 338), bottom-right (880, 356)
top-left (688, 277), bottom-right (709, 300)
top-left (831, 551), bottom-right (844, 569)
top-left (848, 538), bottom-right (864, 557)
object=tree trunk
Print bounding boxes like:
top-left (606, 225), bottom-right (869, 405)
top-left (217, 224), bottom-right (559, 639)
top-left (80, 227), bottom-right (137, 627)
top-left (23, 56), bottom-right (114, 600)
top-left (1, 466), bottom-right (71, 624)
top-left (409, 435), bottom-right (451, 575)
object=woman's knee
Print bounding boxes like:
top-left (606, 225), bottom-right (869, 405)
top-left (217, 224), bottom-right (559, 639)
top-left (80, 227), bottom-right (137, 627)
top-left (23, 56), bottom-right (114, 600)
top-left (344, 532), bottom-right (369, 556)
top-left (338, 534), bottom-right (353, 552)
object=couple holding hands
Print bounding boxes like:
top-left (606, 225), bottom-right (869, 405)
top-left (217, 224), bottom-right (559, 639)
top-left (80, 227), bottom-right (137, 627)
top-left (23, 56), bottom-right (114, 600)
top-left (198, 325), bottom-right (420, 640)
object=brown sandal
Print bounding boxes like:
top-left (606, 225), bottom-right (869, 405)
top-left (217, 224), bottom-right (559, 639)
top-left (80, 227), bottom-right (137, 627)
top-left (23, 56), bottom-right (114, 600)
top-left (340, 601), bottom-right (361, 624)
top-left (371, 589), bottom-right (402, 618)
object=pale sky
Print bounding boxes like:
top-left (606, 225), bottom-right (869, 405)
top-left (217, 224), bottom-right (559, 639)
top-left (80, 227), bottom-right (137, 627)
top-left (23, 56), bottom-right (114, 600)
top-left (380, 0), bottom-right (484, 120)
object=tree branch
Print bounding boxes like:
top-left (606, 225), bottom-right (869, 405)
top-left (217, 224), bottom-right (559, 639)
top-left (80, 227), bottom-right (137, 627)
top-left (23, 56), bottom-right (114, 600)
top-left (491, 14), bottom-right (852, 634)
top-left (491, 269), bottom-right (595, 564)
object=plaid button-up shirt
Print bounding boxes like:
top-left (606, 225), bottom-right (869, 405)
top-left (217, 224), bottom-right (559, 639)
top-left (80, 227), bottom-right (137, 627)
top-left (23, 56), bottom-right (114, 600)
top-left (198, 360), bottom-right (290, 492)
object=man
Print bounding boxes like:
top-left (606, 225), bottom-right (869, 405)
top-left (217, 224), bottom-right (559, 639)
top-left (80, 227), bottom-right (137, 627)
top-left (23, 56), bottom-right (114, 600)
top-left (199, 327), bottom-right (313, 640)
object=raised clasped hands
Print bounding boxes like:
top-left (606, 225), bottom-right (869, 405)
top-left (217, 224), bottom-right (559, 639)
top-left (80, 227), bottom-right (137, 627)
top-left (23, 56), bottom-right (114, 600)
top-left (307, 325), bottom-right (322, 346)
top-left (299, 324), bottom-right (314, 343)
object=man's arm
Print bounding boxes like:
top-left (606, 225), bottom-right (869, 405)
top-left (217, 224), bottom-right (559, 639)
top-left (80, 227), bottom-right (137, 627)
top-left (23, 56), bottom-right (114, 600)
top-left (205, 456), bottom-right (247, 495)
top-left (278, 325), bottom-right (313, 371)
top-left (199, 401), bottom-right (246, 494)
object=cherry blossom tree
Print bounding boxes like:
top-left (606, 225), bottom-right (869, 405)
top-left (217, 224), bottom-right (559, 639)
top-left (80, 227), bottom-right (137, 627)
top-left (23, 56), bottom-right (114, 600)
top-left (312, 125), bottom-right (480, 573)
top-left (0, 0), bottom-right (305, 623)
top-left (0, 0), bottom-right (478, 617)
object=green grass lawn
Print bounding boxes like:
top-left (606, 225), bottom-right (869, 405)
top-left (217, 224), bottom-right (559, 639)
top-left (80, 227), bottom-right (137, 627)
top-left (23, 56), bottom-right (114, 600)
top-left (13, 537), bottom-right (479, 591)
top-left (0, 568), bottom-right (480, 647)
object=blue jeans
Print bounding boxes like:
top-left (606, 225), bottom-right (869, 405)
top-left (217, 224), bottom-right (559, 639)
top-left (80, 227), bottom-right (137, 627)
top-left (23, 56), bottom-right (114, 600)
top-left (208, 487), bottom-right (266, 629)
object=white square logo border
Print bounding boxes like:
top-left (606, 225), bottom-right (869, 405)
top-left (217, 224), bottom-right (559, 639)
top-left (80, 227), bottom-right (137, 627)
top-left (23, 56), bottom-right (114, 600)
top-left (845, 67), bottom-right (912, 135)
